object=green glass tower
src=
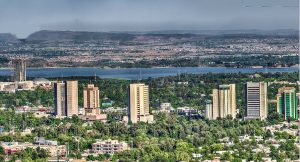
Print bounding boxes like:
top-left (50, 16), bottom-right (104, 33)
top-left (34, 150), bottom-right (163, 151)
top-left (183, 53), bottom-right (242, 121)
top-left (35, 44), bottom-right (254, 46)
top-left (276, 87), bottom-right (298, 120)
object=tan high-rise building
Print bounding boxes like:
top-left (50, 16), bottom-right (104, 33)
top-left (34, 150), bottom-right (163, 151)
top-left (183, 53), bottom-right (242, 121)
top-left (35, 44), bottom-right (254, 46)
top-left (54, 81), bottom-right (78, 117)
top-left (80, 84), bottom-right (106, 121)
top-left (126, 83), bottom-right (153, 123)
top-left (12, 58), bottom-right (26, 82)
top-left (83, 84), bottom-right (100, 115)
top-left (245, 82), bottom-right (267, 120)
top-left (211, 84), bottom-right (236, 119)
top-left (83, 84), bottom-right (100, 110)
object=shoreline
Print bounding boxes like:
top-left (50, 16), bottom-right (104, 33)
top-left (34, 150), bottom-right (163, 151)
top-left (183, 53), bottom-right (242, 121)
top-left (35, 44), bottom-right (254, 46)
top-left (0, 66), bottom-right (297, 70)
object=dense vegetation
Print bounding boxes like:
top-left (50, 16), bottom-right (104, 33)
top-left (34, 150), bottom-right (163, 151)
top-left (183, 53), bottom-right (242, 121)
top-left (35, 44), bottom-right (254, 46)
top-left (0, 110), bottom-right (297, 161)
top-left (45, 55), bottom-right (298, 68)
top-left (0, 72), bottom-right (298, 161)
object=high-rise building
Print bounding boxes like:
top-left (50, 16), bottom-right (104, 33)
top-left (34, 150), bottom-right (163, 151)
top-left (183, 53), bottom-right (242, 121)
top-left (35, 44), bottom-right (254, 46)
top-left (54, 81), bottom-right (78, 117)
top-left (209, 84), bottom-right (236, 119)
top-left (12, 58), bottom-right (26, 82)
top-left (126, 83), bottom-right (153, 123)
top-left (205, 100), bottom-right (213, 119)
top-left (276, 87), bottom-right (298, 120)
top-left (79, 84), bottom-right (107, 121)
top-left (245, 82), bottom-right (267, 120)
top-left (83, 84), bottom-right (100, 111)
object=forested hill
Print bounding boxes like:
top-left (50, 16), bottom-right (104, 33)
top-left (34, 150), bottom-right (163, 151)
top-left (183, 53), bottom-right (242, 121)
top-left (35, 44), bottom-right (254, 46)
top-left (25, 29), bottom-right (298, 42)
top-left (0, 33), bottom-right (19, 43)
top-left (26, 30), bottom-right (135, 42)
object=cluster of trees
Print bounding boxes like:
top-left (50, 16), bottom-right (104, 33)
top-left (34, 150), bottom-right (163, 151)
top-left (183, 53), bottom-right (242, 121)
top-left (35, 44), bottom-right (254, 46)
top-left (0, 87), bottom-right (53, 108)
top-left (65, 55), bottom-right (298, 68)
top-left (206, 55), bottom-right (298, 68)
top-left (0, 110), bottom-right (297, 161)
top-left (0, 146), bottom-right (49, 162)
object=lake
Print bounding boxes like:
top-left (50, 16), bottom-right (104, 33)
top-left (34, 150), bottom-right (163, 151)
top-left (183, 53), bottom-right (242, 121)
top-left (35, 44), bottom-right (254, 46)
top-left (0, 67), bottom-right (298, 80)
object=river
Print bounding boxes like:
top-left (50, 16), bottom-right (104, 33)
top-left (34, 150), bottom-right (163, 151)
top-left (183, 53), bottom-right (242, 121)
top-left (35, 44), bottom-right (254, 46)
top-left (0, 67), bottom-right (298, 80)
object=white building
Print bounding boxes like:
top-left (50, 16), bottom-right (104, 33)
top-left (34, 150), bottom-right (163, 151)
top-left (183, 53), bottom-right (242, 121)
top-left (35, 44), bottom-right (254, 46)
top-left (91, 139), bottom-right (129, 154)
top-left (160, 103), bottom-right (172, 110)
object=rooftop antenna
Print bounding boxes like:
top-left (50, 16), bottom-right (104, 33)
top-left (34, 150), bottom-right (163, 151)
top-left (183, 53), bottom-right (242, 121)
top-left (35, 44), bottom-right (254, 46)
top-left (94, 72), bottom-right (97, 82)
top-left (10, 58), bottom-right (13, 82)
top-left (138, 69), bottom-right (142, 81)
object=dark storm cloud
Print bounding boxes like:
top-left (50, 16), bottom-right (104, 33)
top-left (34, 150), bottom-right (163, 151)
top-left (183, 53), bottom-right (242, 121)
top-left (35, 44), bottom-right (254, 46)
top-left (0, 0), bottom-right (298, 38)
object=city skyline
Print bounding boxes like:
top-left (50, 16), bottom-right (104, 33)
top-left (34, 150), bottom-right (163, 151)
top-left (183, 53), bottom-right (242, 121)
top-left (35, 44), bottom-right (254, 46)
top-left (0, 0), bottom-right (298, 161)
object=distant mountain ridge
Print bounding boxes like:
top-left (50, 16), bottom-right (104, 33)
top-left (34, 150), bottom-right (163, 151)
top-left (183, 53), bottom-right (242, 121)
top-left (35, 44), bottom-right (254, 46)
top-left (24, 29), bottom-right (299, 42)
top-left (0, 33), bottom-right (19, 43)
top-left (27, 30), bottom-right (135, 42)
top-left (142, 29), bottom-right (299, 35)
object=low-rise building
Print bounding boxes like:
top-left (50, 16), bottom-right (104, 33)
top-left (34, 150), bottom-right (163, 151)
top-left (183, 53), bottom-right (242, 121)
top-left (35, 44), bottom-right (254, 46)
top-left (176, 107), bottom-right (198, 116)
top-left (102, 107), bottom-right (127, 114)
top-left (91, 139), bottom-right (129, 154)
top-left (153, 103), bottom-right (173, 114)
top-left (239, 135), bottom-right (250, 142)
top-left (33, 137), bottom-right (58, 146)
top-left (0, 140), bottom-right (66, 157)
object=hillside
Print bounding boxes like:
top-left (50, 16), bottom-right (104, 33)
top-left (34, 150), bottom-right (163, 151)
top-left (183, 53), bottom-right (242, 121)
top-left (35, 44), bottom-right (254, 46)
top-left (0, 33), bottom-right (19, 43)
top-left (26, 30), bottom-right (135, 42)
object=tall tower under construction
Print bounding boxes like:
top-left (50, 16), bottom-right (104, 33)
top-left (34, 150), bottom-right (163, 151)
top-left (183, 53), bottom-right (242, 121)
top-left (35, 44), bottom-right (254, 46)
top-left (12, 58), bottom-right (26, 82)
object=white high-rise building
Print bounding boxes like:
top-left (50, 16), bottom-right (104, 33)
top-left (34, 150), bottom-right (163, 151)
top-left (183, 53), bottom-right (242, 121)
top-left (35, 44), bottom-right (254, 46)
top-left (245, 82), bottom-right (267, 120)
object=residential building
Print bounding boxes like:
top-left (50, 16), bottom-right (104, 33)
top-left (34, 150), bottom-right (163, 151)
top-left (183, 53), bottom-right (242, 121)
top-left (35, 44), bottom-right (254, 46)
top-left (33, 137), bottom-right (58, 146)
top-left (152, 103), bottom-right (173, 114)
top-left (176, 107), bottom-right (198, 116)
top-left (210, 84), bottom-right (236, 119)
top-left (245, 82), bottom-right (268, 120)
top-left (54, 81), bottom-right (78, 117)
top-left (91, 139), bottom-right (129, 154)
top-left (125, 83), bottom-right (153, 123)
top-left (0, 81), bottom-right (34, 93)
top-left (160, 103), bottom-right (172, 111)
top-left (0, 141), bottom-right (66, 157)
top-left (276, 87), bottom-right (298, 120)
top-left (12, 58), bottom-right (26, 82)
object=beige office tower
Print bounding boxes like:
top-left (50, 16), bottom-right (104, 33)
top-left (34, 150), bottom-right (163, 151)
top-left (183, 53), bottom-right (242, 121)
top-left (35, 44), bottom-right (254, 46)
top-left (12, 58), bottom-right (26, 82)
top-left (245, 82), bottom-right (267, 120)
top-left (54, 81), bottom-right (78, 117)
top-left (211, 84), bottom-right (236, 119)
top-left (80, 84), bottom-right (106, 121)
top-left (83, 84), bottom-right (100, 115)
top-left (54, 82), bottom-right (66, 116)
top-left (127, 83), bottom-right (153, 123)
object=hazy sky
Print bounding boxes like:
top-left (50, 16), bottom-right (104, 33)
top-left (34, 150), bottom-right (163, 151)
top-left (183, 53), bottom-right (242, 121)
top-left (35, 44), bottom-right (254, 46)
top-left (0, 0), bottom-right (298, 38)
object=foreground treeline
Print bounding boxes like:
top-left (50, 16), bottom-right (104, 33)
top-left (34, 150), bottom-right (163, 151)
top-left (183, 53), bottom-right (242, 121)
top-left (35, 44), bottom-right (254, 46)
top-left (82, 55), bottom-right (298, 68)
top-left (0, 111), bottom-right (297, 161)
